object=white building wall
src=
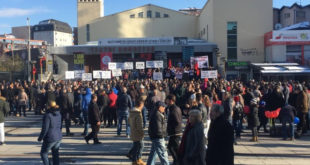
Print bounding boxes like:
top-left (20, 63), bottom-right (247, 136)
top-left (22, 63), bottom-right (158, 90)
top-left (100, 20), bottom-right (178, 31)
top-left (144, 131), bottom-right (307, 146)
top-left (54, 31), bottom-right (73, 47)
top-left (271, 45), bottom-right (286, 62)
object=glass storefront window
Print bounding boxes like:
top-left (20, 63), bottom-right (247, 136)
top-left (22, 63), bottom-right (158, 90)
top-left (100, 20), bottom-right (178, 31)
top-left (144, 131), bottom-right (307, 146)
top-left (227, 22), bottom-right (237, 60)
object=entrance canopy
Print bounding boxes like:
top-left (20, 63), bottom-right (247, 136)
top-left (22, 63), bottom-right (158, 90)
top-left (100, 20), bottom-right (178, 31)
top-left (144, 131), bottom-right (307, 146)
top-left (251, 63), bottom-right (310, 74)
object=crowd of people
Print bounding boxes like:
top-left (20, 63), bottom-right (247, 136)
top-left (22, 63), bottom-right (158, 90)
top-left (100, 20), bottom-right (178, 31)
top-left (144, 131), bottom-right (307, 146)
top-left (0, 77), bottom-right (309, 165)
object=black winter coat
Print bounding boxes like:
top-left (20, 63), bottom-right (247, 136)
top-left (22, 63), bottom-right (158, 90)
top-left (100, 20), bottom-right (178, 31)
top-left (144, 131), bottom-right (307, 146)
top-left (88, 102), bottom-right (100, 125)
top-left (167, 104), bottom-right (183, 136)
top-left (181, 122), bottom-right (206, 165)
top-left (206, 115), bottom-right (234, 165)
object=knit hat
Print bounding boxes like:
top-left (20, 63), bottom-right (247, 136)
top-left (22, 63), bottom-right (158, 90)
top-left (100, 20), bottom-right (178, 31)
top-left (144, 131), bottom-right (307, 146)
top-left (234, 96), bottom-right (240, 102)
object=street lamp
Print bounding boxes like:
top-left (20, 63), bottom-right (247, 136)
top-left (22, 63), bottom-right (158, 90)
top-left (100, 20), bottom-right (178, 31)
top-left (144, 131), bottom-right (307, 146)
top-left (27, 17), bottom-right (31, 82)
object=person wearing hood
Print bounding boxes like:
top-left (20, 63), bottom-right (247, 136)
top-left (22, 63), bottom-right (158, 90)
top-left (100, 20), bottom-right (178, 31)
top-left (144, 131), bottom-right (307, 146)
top-left (38, 101), bottom-right (62, 165)
top-left (82, 87), bottom-right (92, 136)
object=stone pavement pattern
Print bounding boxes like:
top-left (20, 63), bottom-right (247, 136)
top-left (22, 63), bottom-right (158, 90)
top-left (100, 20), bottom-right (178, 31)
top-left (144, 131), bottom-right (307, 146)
top-left (0, 112), bottom-right (310, 165)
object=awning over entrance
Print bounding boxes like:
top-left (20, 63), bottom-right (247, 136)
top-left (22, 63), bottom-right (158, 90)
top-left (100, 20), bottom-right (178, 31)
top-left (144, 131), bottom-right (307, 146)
top-left (251, 63), bottom-right (310, 74)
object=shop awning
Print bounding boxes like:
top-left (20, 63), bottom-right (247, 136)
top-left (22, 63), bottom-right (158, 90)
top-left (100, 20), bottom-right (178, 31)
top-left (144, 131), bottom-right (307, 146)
top-left (251, 63), bottom-right (310, 74)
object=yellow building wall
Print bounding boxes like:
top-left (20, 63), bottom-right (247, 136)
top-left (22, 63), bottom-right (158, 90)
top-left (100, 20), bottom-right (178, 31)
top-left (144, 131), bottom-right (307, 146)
top-left (198, 0), bottom-right (214, 42)
top-left (200, 0), bottom-right (273, 63)
top-left (78, 0), bottom-right (103, 44)
top-left (78, 5), bottom-right (197, 44)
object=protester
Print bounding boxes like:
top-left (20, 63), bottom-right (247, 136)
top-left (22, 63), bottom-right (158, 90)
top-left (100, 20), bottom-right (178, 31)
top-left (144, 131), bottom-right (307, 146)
top-left (179, 110), bottom-right (205, 165)
top-left (147, 101), bottom-right (169, 165)
top-left (166, 94), bottom-right (183, 165)
top-left (82, 87), bottom-right (92, 136)
top-left (128, 97), bottom-right (146, 165)
top-left (0, 91), bottom-right (10, 145)
top-left (279, 104), bottom-right (296, 140)
top-left (17, 88), bottom-right (28, 117)
top-left (248, 98), bottom-right (260, 142)
top-left (116, 86), bottom-right (132, 137)
top-left (206, 104), bottom-right (234, 165)
top-left (295, 84), bottom-right (309, 137)
top-left (38, 101), bottom-right (62, 165)
top-left (108, 89), bottom-right (118, 127)
top-left (84, 94), bottom-right (101, 144)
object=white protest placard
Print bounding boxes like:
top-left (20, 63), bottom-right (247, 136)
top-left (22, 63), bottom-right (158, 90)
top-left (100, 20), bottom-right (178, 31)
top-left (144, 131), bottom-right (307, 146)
top-left (191, 56), bottom-right (209, 68)
top-left (153, 72), bottom-right (163, 80)
top-left (65, 71), bottom-right (75, 79)
top-left (146, 61), bottom-right (163, 68)
top-left (136, 62), bottom-right (145, 69)
top-left (201, 70), bottom-right (218, 79)
top-left (116, 63), bottom-right (124, 70)
top-left (82, 73), bottom-right (92, 81)
top-left (123, 62), bottom-right (134, 70)
top-left (175, 73), bottom-right (183, 79)
top-left (112, 69), bottom-right (122, 77)
top-left (74, 70), bottom-right (84, 79)
top-left (108, 62), bottom-right (117, 70)
top-left (93, 70), bottom-right (112, 79)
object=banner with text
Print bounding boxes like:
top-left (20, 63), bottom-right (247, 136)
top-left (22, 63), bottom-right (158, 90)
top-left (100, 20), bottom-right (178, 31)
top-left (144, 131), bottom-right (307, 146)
top-left (65, 71), bottom-right (75, 79)
top-left (153, 72), bottom-right (163, 80)
top-left (123, 62), bottom-right (134, 70)
top-left (100, 52), bottom-right (113, 70)
top-left (146, 61), bottom-right (164, 68)
top-left (74, 53), bottom-right (84, 70)
top-left (82, 73), bottom-right (92, 81)
top-left (112, 69), bottom-right (122, 77)
top-left (136, 62), bottom-right (145, 69)
top-left (190, 56), bottom-right (209, 69)
top-left (93, 70), bottom-right (111, 79)
top-left (201, 70), bottom-right (218, 79)
top-left (74, 70), bottom-right (84, 79)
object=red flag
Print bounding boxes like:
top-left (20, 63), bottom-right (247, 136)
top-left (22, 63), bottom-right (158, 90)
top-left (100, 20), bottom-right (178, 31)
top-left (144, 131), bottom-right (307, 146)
top-left (100, 52), bottom-right (112, 70)
top-left (168, 59), bottom-right (172, 69)
top-left (194, 61), bottom-right (198, 71)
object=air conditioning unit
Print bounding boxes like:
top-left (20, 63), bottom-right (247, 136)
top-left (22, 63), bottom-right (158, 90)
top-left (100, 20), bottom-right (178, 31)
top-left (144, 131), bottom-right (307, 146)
top-left (275, 23), bottom-right (282, 30)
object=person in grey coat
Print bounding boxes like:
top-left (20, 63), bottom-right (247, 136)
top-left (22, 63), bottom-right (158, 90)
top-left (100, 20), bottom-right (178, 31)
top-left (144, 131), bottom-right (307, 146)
top-left (178, 110), bottom-right (206, 165)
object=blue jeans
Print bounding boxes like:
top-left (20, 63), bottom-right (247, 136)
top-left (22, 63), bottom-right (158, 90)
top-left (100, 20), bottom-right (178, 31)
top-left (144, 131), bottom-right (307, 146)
top-left (129, 141), bottom-right (144, 161)
top-left (40, 140), bottom-right (61, 165)
top-left (83, 111), bottom-right (89, 135)
top-left (117, 111), bottom-right (129, 135)
top-left (282, 120), bottom-right (294, 139)
top-left (147, 138), bottom-right (169, 165)
top-left (142, 107), bottom-right (147, 128)
top-left (233, 119), bottom-right (242, 137)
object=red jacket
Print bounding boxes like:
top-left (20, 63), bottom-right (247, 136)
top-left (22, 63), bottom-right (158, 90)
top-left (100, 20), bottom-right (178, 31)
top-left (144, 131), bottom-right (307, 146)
top-left (108, 92), bottom-right (118, 108)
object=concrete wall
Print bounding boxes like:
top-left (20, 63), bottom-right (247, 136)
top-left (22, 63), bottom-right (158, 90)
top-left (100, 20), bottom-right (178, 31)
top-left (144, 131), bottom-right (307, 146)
top-left (78, 0), bottom-right (103, 44)
top-left (78, 5), bottom-right (198, 44)
top-left (200, 0), bottom-right (273, 63)
top-left (198, 0), bottom-right (214, 41)
top-left (271, 45), bottom-right (286, 62)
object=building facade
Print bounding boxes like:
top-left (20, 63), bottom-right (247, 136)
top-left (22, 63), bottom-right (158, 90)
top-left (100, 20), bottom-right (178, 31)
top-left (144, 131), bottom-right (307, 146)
top-left (33, 19), bottom-right (73, 47)
top-left (274, 3), bottom-right (310, 29)
top-left (198, 0), bottom-right (273, 79)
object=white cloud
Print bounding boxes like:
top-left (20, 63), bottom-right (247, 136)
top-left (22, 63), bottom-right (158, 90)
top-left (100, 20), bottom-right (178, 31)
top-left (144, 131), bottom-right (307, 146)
top-left (0, 7), bottom-right (51, 17)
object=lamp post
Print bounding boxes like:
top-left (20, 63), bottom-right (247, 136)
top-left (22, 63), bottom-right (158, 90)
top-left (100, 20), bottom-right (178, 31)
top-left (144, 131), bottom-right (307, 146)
top-left (27, 17), bottom-right (31, 82)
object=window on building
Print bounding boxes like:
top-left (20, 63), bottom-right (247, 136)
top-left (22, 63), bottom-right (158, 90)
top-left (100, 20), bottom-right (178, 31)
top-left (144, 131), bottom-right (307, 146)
top-left (286, 45), bottom-right (302, 64)
top-left (284, 13), bottom-right (290, 19)
top-left (296, 11), bottom-right (306, 19)
top-left (227, 22), bottom-right (237, 60)
top-left (155, 12), bottom-right (160, 18)
top-left (130, 14), bottom-right (135, 18)
top-left (163, 14), bottom-right (169, 18)
top-left (138, 12), bottom-right (143, 18)
top-left (86, 24), bottom-right (90, 42)
top-left (207, 25), bottom-right (209, 41)
top-left (147, 10), bottom-right (152, 18)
